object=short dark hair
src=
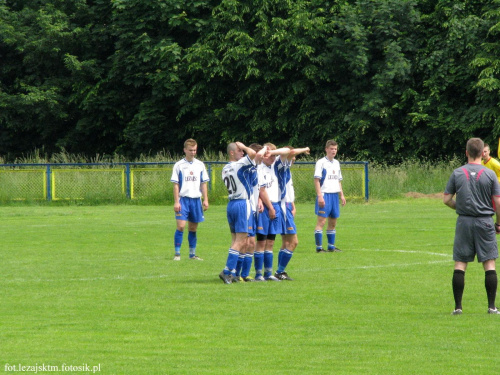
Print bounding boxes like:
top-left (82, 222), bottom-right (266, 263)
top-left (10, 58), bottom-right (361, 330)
top-left (248, 143), bottom-right (263, 152)
top-left (466, 138), bottom-right (484, 159)
top-left (325, 140), bottom-right (338, 148)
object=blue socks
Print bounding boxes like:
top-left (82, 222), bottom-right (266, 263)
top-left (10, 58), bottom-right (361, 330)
top-left (241, 254), bottom-right (253, 278)
top-left (235, 254), bottom-right (245, 277)
top-left (327, 230), bottom-right (336, 250)
top-left (277, 249), bottom-right (293, 273)
top-left (224, 249), bottom-right (240, 276)
top-left (175, 230), bottom-right (198, 257)
top-left (315, 230), bottom-right (323, 250)
top-left (254, 252), bottom-right (264, 277)
top-left (174, 229), bottom-right (183, 255)
top-left (316, 230), bottom-right (337, 250)
top-left (188, 231), bottom-right (197, 257)
top-left (264, 251), bottom-right (273, 278)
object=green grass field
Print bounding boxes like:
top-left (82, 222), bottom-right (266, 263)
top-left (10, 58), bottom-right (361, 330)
top-left (1, 200), bottom-right (499, 375)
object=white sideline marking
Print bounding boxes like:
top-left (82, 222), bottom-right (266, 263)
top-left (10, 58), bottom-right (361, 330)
top-left (359, 248), bottom-right (449, 257)
top-left (348, 260), bottom-right (449, 270)
top-left (2, 249), bottom-right (451, 283)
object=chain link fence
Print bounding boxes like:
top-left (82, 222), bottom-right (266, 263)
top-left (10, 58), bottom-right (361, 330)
top-left (0, 162), bottom-right (368, 203)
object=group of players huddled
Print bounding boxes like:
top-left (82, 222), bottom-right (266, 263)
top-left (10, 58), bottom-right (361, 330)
top-left (170, 138), bottom-right (346, 284)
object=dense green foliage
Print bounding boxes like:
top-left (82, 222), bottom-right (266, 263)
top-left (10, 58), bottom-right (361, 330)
top-left (1, 0), bottom-right (500, 161)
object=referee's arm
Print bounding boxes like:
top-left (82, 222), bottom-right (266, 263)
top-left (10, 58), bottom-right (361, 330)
top-left (443, 193), bottom-right (456, 210)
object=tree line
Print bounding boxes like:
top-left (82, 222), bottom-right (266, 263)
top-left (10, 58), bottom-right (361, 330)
top-left (1, 0), bottom-right (500, 162)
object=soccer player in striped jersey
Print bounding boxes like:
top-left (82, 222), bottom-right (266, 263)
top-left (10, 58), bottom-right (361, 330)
top-left (314, 140), bottom-right (346, 253)
top-left (234, 143), bottom-right (266, 282)
top-left (275, 146), bottom-right (310, 281)
top-left (255, 143), bottom-right (292, 281)
top-left (219, 142), bottom-right (267, 284)
top-left (170, 139), bottom-right (210, 261)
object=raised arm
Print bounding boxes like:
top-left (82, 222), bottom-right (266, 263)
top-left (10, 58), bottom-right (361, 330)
top-left (235, 142), bottom-right (257, 160)
top-left (288, 147), bottom-right (310, 161)
top-left (254, 145), bottom-right (268, 164)
top-left (268, 147), bottom-right (292, 157)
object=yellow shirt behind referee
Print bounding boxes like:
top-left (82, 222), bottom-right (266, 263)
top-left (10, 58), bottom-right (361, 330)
top-left (482, 143), bottom-right (500, 183)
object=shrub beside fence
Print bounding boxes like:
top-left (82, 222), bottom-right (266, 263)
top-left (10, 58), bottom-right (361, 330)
top-left (0, 161), bottom-right (369, 203)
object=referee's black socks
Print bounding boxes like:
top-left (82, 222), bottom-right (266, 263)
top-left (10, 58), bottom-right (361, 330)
top-left (485, 270), bottom-right (498, 309)
top-left (452, 269), bottom-right (465, 310)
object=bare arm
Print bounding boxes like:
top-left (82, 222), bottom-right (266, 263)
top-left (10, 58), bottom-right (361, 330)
top-left (255, 145), bottom-right (268, 164)
top-left (259, 187), bottom-right (276, 219)
top-left (201, 182), bottom-right (209, 211)
top-left (339, 181), bottom-right (346, 206)
top-left (173, 183), bottom-right (181, 212)
top-left (314, 178), bottom-right (325, 208)
top-left (235, 142), bottom-right (256, 160)
top-left (268, 147), bottom-right (292, 157)
top-left (288, 147), bottom-right (310, 161)
top-left (443, 193), bottom-right (456, 210)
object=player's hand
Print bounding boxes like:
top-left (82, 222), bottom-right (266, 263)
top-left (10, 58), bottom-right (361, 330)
top-left (340, 193), bottom-right (346, 206)
top-left (203, 200), bottom-right (209, 211)
top-left (174, 203), bottom-right (181, 213)
top-left (495, 223), bottom-right (500, 234)
top-left (317, 196), bottom-right (325, 208)
top-left (269, 207), bottom-right (276, 220)
top-left (305, 147), bottom-right (310, 155)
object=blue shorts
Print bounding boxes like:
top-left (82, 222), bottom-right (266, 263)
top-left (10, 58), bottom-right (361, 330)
top-left (315, 193), bottom-right (340, 219)
top-left (175, 197), bottom-right (204, 223)
top-left (257, 202), bottom-right (284, 235)
top-left (283, 202), bottom-right (297, 235)
top-left (227, 199), bottom-right (251, 234)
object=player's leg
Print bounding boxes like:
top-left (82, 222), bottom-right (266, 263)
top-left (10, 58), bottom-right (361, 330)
top-left (276, 203), bottom-right (297, 280)
top-left (326, 193), bottom-right (341, 252)
top-left (220, 200), bottom-right (248, 284)
top-left (264, 203), bottom-right (283, 281)
top-left (451, 216), bottom-right (474, 314)
top-left (254, 234), bottom-right (266, 281)
top-left (326, 217), bottom-right (339, 252)
top-left (475, 216), bottom-right (499, 313)
top-left (315, 196), bottom-right (326, 252)
top-left (241, 236), bottom-right (255, 281)
top-left (452, 261), bottom-right (467, 314)
top-left (264, 234), bottom-right (277, 280)
top-left (187, 221), bottom-right (202, 260)
top-left (483, 259), bottom-right (499, 313)
top-left (255, 206), bottom-right (271, 280)
top-left (174, 219), bottom-right (186, 260)
top-left (235, 243), bottom-right (246, 280)
top-left (221, 232), bottom-right (247, 284)
top-left (315, 216), bottom-right (326, 252)
top-left (275, 234), bottom-right (296, 280)
top-left (187, 198), bottom-right (205, 260)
